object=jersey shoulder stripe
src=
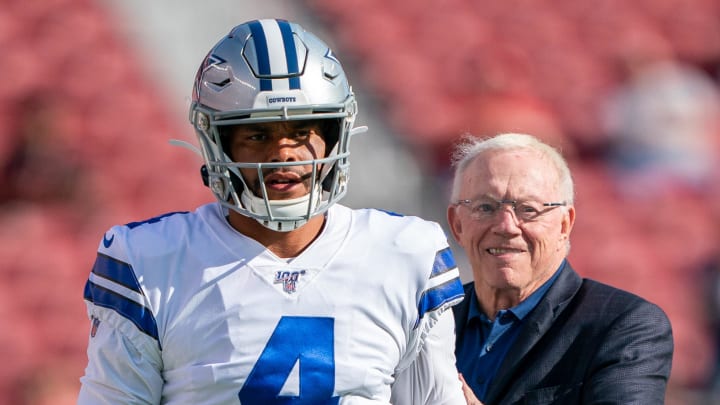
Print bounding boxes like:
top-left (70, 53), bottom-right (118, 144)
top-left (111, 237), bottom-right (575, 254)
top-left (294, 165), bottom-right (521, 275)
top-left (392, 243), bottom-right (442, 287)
top-left (417, 278), bottom-right (464, 320)
top-left (431, 247), bottom-right (456, 277)
top-left (84, 253), bottom-right (159, 342)
top-left (416, 248), bottom-right (464, 322)
top-left (90, 253), bottom-right (143, 293)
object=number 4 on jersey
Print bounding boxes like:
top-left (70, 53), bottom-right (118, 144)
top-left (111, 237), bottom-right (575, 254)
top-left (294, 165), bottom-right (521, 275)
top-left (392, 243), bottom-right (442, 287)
top-left (239, 316), bottom-right (339, 404)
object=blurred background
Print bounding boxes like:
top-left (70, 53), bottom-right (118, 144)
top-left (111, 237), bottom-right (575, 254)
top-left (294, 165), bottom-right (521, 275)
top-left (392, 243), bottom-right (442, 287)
top-left (1, 0), bottom-right (719, 403)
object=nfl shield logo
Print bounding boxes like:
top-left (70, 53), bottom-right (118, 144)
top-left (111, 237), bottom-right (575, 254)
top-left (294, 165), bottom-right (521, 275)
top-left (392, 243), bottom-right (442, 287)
top-left (273, 270), bottom-right (307, 293)
top-left (90, 316), bottom-right (101, 338)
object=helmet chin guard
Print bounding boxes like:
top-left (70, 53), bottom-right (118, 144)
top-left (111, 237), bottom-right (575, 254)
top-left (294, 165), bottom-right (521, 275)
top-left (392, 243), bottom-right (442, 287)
top-left (240, 184), bottom-right (322, 232)
top-left (189, 19), bottom-right (366, 231)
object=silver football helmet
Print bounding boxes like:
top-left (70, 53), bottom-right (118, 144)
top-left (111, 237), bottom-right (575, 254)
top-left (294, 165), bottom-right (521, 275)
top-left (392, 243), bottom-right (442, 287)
top-left (189, 19), bottom-right (365, 231)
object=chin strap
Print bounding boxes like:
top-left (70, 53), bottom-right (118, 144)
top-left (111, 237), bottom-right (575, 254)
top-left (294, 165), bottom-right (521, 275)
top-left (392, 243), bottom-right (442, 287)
top-left (240, 187), bottom-right (322, 232)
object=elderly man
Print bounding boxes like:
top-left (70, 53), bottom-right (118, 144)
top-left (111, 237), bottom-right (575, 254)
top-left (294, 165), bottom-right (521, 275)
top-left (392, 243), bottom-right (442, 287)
top-left (447, 133), bottom-right (673, 404)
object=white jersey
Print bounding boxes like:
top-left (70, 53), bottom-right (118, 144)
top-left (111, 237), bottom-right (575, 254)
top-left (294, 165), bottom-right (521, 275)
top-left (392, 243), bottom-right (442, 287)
top-left (78, 203), bottom-right (465, 405)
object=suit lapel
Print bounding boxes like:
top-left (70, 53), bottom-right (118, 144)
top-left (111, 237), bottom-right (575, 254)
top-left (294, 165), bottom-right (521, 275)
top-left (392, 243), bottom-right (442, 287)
top-left (453, 283), bottom-right (474, 344)
top-left (484, 262), bottom-right (582, 404)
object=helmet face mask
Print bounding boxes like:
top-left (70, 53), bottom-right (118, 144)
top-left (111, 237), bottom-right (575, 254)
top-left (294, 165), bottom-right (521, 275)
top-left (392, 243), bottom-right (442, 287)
top-left (190, 19), bottom-right (360, 232)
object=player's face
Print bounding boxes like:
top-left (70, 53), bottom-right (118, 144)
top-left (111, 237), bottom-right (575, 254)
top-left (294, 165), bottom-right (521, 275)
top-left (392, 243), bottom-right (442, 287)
top-left (448, 149), bottom-right (575, 299)
top-left (226, 120), bottom-right (327, 201)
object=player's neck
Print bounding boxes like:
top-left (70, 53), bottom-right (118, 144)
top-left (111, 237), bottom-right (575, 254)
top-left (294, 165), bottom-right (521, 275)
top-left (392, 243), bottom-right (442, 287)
top-left (228, 212), bottom-right (326, 258)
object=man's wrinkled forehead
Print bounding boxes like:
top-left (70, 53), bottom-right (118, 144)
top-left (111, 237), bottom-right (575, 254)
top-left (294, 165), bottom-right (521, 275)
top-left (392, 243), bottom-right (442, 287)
top-left (465, 148), bottom-right (560, 192)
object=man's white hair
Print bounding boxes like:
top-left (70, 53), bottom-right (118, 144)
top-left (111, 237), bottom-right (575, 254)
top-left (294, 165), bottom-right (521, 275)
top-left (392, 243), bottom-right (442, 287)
top-left (449, 132), bottom-right (575, 204)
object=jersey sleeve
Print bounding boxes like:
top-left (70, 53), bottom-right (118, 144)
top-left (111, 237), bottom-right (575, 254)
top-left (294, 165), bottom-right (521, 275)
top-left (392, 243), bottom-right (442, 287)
top-left (389, 310), bottom-right (465, 405)
top-left (78, 304), bottom-right (164, 404)
top-left (391, 223), bottom-right (466, 404)
top-left (397, 244), bottom-right (464, 370)
top-left (78, 227), bottom-right (164, 404)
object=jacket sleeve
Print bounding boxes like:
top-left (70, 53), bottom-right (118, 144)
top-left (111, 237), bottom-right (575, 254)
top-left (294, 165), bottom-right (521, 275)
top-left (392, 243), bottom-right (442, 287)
top-left (389, 310), bottom-right (466, 405)
top-left (77, 304), bottom-right (164, 405)
top-left (583, 299), bottom-right (674, 404)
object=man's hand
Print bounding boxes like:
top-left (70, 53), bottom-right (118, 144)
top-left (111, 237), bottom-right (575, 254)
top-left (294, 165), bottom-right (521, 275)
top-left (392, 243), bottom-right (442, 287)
top-left (458, 373), bottom-right (484, 405)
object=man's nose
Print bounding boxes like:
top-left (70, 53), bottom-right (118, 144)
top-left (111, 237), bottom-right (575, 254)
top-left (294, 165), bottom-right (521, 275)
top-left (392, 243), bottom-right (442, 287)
top-left (492, 206), bottom-right (522, 234)
top-left (498, 203), bottom-right (519, 220)
top-left (269, 136), bottom-right (299, 162)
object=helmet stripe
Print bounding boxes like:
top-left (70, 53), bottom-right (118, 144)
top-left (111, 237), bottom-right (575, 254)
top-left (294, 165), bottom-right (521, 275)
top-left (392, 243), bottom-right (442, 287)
top-left (249, 19), bottom-right (302, 92)
top-left (247, 20), bottom-right (273, 91)
top-left (260, 20), bottom-right (289, 92)
top-left (277, 19), bottom-right (301, 90)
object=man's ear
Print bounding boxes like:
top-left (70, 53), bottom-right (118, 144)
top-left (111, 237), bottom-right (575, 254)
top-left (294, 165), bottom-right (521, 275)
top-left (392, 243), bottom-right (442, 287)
top-left (561, 205), bottom-right (575, 240)
top-left (447, 205), bottom-right (463, 245)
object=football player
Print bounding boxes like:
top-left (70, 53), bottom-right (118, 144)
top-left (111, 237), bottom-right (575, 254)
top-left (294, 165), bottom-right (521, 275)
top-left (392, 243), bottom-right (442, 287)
top-left (78, 19), bottom-right (466, 404)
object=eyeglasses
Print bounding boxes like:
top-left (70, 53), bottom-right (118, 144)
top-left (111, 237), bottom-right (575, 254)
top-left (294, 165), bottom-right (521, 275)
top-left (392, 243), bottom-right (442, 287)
top-left (453, 198), bottom-right (567, 222)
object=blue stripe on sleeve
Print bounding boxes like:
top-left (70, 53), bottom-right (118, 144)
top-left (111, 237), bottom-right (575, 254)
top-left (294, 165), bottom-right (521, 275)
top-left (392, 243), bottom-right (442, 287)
top-left (91, 253), bottom-right (142, 294)
top-left (417, 278), bottom-right (464, 321)
top-left (431, 247), bottom-right (457, 277)
top-left (83, 281), bottom-right (160, 342)
top-left (248, 20), bottom-right (272, 91)
top-left (277, 19), bottom-right (301, 89)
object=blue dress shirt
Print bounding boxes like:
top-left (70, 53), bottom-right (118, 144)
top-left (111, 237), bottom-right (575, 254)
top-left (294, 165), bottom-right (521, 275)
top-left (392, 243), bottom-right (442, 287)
top-left (455, 262), bottom-right (564, 401)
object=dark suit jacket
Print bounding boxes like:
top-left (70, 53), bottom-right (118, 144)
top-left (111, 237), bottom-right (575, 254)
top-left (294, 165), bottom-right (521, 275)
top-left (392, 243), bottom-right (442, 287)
top-left (453, 261), bottom-right (673, 404)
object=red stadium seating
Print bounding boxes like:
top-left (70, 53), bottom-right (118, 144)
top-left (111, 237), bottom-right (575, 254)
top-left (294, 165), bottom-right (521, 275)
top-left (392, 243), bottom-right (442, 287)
top-left (1, 0), bottom-right (719, 402)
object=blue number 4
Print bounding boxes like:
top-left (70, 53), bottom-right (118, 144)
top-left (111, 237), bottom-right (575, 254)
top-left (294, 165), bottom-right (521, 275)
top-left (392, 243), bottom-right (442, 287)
top-left (239, 316), bottom-right (339, 404)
